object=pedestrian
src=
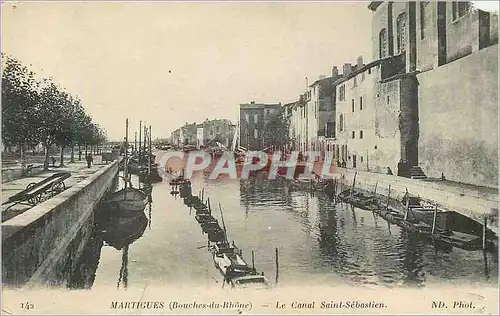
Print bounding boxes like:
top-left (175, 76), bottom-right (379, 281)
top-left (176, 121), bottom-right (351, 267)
top-left (86, 153), bottom-right (93, 168)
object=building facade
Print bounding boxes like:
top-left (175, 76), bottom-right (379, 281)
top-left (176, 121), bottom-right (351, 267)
top-left (170, 122), bottom-right (197, 147)
top-left (355, 0), bottom-right (499, 186)
top-left (202, 118), bottom-right (236, 148)
top-left (239, 101), bottom-right (281, 150)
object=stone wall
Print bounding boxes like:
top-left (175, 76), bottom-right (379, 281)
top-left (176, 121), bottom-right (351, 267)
top-left (2, 160), bottom-right (119, 288)
top-left (417, 44), bottom-right (498, 188)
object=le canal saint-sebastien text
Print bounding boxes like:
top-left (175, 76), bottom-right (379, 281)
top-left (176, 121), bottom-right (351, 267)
top-left (275, 300), bottom-right (387, 309)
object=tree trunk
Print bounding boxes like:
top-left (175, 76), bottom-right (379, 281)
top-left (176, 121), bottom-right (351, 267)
top-left (78, 144), bottom-right (81, 161)
top-left (70, 143), bottom-right (75, 163)
top-left (85, 145), bottom-right (88, 156)
top-left (60, 146), bottom-right (65, 167)
top-left (43, 143), bottom-right (50, 171)
top-left (20, 143), bottom-right (27, 176)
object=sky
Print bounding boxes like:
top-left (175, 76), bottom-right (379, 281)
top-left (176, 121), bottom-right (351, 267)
top-left (2, 1), bottom-right (373, 141)
top-left (2, 1), bottom-right (497, 141)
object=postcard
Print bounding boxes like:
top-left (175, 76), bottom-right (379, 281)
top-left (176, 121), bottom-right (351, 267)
top-left (1, 1), bottom-right (499, 315)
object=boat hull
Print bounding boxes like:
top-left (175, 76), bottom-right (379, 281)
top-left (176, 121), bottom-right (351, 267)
top-left (102, 187), bottom-right (149, 215)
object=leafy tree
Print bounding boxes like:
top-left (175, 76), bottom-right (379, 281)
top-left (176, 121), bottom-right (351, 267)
top-left (262, 110), bottom-right (290, 150)
top-left (1, 54), bottom-right (41, 174)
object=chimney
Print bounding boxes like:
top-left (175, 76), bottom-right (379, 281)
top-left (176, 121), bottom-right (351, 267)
top-left (250, 101), bottom-right (255, 104)
top-left (332, 66), bottom-right (338, 78)
top-left (343, 63), bottom-right (352, 76)
top-left (357, 56), bottom-right (363, 67)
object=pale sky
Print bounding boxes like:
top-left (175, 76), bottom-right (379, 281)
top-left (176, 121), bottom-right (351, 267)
top-left (3, 1), bottom-right (373, 141)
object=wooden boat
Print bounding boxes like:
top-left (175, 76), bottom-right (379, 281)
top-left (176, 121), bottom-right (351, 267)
top-left (230, 275), bottom-right (272, 290)
top-left (195, 213), bottom-right (215, 224)
top-left (102, 211), bottom-right (148, 250)
top-left (169, 175), bottom-right (190, 186)
top-left (338, 189), bottom-right (381, 211)
top-left (212, 246), bottom-right (255, 281)
top-left (207, 227), bottom-right (226, 242)
top-left (290, 178), bottom-right (327, 191)
top-left (201, 220), bottom-right (221, 233)
top-left (101, 187), bottom-right (149, 215)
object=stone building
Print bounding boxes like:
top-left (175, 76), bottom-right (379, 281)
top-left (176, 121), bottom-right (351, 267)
top-left (354, 1), bottom-right (499, 186)
top-left (170, 122), bottom-right (197, 147)
top-left (239, 101), bottom-right (281, 150)
top-left (201, 118), bottom-right (236, 148)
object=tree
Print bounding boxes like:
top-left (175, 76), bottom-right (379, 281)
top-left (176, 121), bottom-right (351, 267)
top-left (1, 54), bottom-right (41, 174)
top-left (262, 111), bottom-right (290, 150)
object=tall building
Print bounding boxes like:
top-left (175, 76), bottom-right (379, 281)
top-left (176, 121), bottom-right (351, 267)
top-left (239, 101), bottom-right (281, 150)
top-left (341, 1), bottom-right (499, 186)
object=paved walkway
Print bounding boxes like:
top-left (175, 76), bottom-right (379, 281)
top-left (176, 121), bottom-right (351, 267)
top-left (2, 160), bottom-right (108, 222)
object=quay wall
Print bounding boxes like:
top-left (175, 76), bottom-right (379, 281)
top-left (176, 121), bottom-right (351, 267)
top-left (1, 160), bottom-right (119, 288)
top-left (332, 168), bottom-right (498, 235)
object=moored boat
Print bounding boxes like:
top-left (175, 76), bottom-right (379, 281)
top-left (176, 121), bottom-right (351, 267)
top-left (102, 187), bottom-right (149, 215)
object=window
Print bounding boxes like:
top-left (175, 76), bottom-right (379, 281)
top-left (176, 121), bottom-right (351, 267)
top-left (368, 68), bottom-right (372, 75)
top-left (352, 99), bottom-right (355, 112)
top-left (254, 114), bottom-right (258, 124)
top-left (338, 85), bottom-right (346, 101)
top-left (266, 109), bottom-right (270, 115)
top-left (374, 145), bottom-right (377, 150)
top-left (420, 2), bottom-right (430, 39)
top-left (245, 114), bottom-right (249, 122)
top-left (254, 129), bottom-right (258, 139)
top-left (360, 130), bottom-right (363, 139)
top-left (386, 95), bottom-right (390, 104)
top-left (339, 114), bottom-right (344, 131)
top-left (452, 2), bottom-right (470, 21)
top-left (216, 126), bottom-right (220, 133)
top-left (359, 96), bottom-right (363, 110)
top-left (379, 28), bottom-right (388, 58)
top-left (360, 156), bottom-right (364, 163)
top-left (353, 76), bottom-right (357, 87)
top-left (396, 13), bottom-right (407, 53)
top-left (352, 131), bottom-right (355, 139)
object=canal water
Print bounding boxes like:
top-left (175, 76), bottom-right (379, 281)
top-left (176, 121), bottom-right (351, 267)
top-left (84, 176), bottom-right (497, 290)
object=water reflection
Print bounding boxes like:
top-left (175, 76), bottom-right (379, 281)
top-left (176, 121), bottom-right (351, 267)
top-left (85, 177), bottom-right (497, 289)
top-left (236, 179), bottom-right (497, 288)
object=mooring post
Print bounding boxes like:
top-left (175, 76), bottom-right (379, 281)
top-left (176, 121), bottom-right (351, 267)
top-left (385, 185), bottom-right (391, 210)
top-left (373, 181), bottom-right (378, 195)
top-left (275, 247), bottom-right (279, 286)
top-left (201, 188), bottom-right (204, 203)
top-left (431, 204), bottom-right (438, 235)
top-left (483, 216), bottom-right (487, 251)
top-left (404, 188), bottom-right (409, 221)
top-left (251, 250), bottom-right (255, 270)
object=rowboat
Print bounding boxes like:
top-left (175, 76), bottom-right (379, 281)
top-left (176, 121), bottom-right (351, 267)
top-left (212, 246), bottom-right (255, 281)
top-left (337, 189), bottom-right (381, 211)
top-left (101, 187), bottom-right (149, 215)
top-left (230, 275), bottom-right (272, 290)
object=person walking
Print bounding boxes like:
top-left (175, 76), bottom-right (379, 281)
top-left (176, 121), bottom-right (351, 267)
top-left (86, 153), bottom-right (93, 168)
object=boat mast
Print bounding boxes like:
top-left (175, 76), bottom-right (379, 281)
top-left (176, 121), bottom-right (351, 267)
top-left (219, 203), bottom-right (229, 244)
top-left (138, 120), bottom-right (142, 164)
top-left (231, 120), bottom-right (239, 152)
top-left (124, 118), bottom-right (129, 195)
top-left (148, 125), bottom-right (152, 178)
